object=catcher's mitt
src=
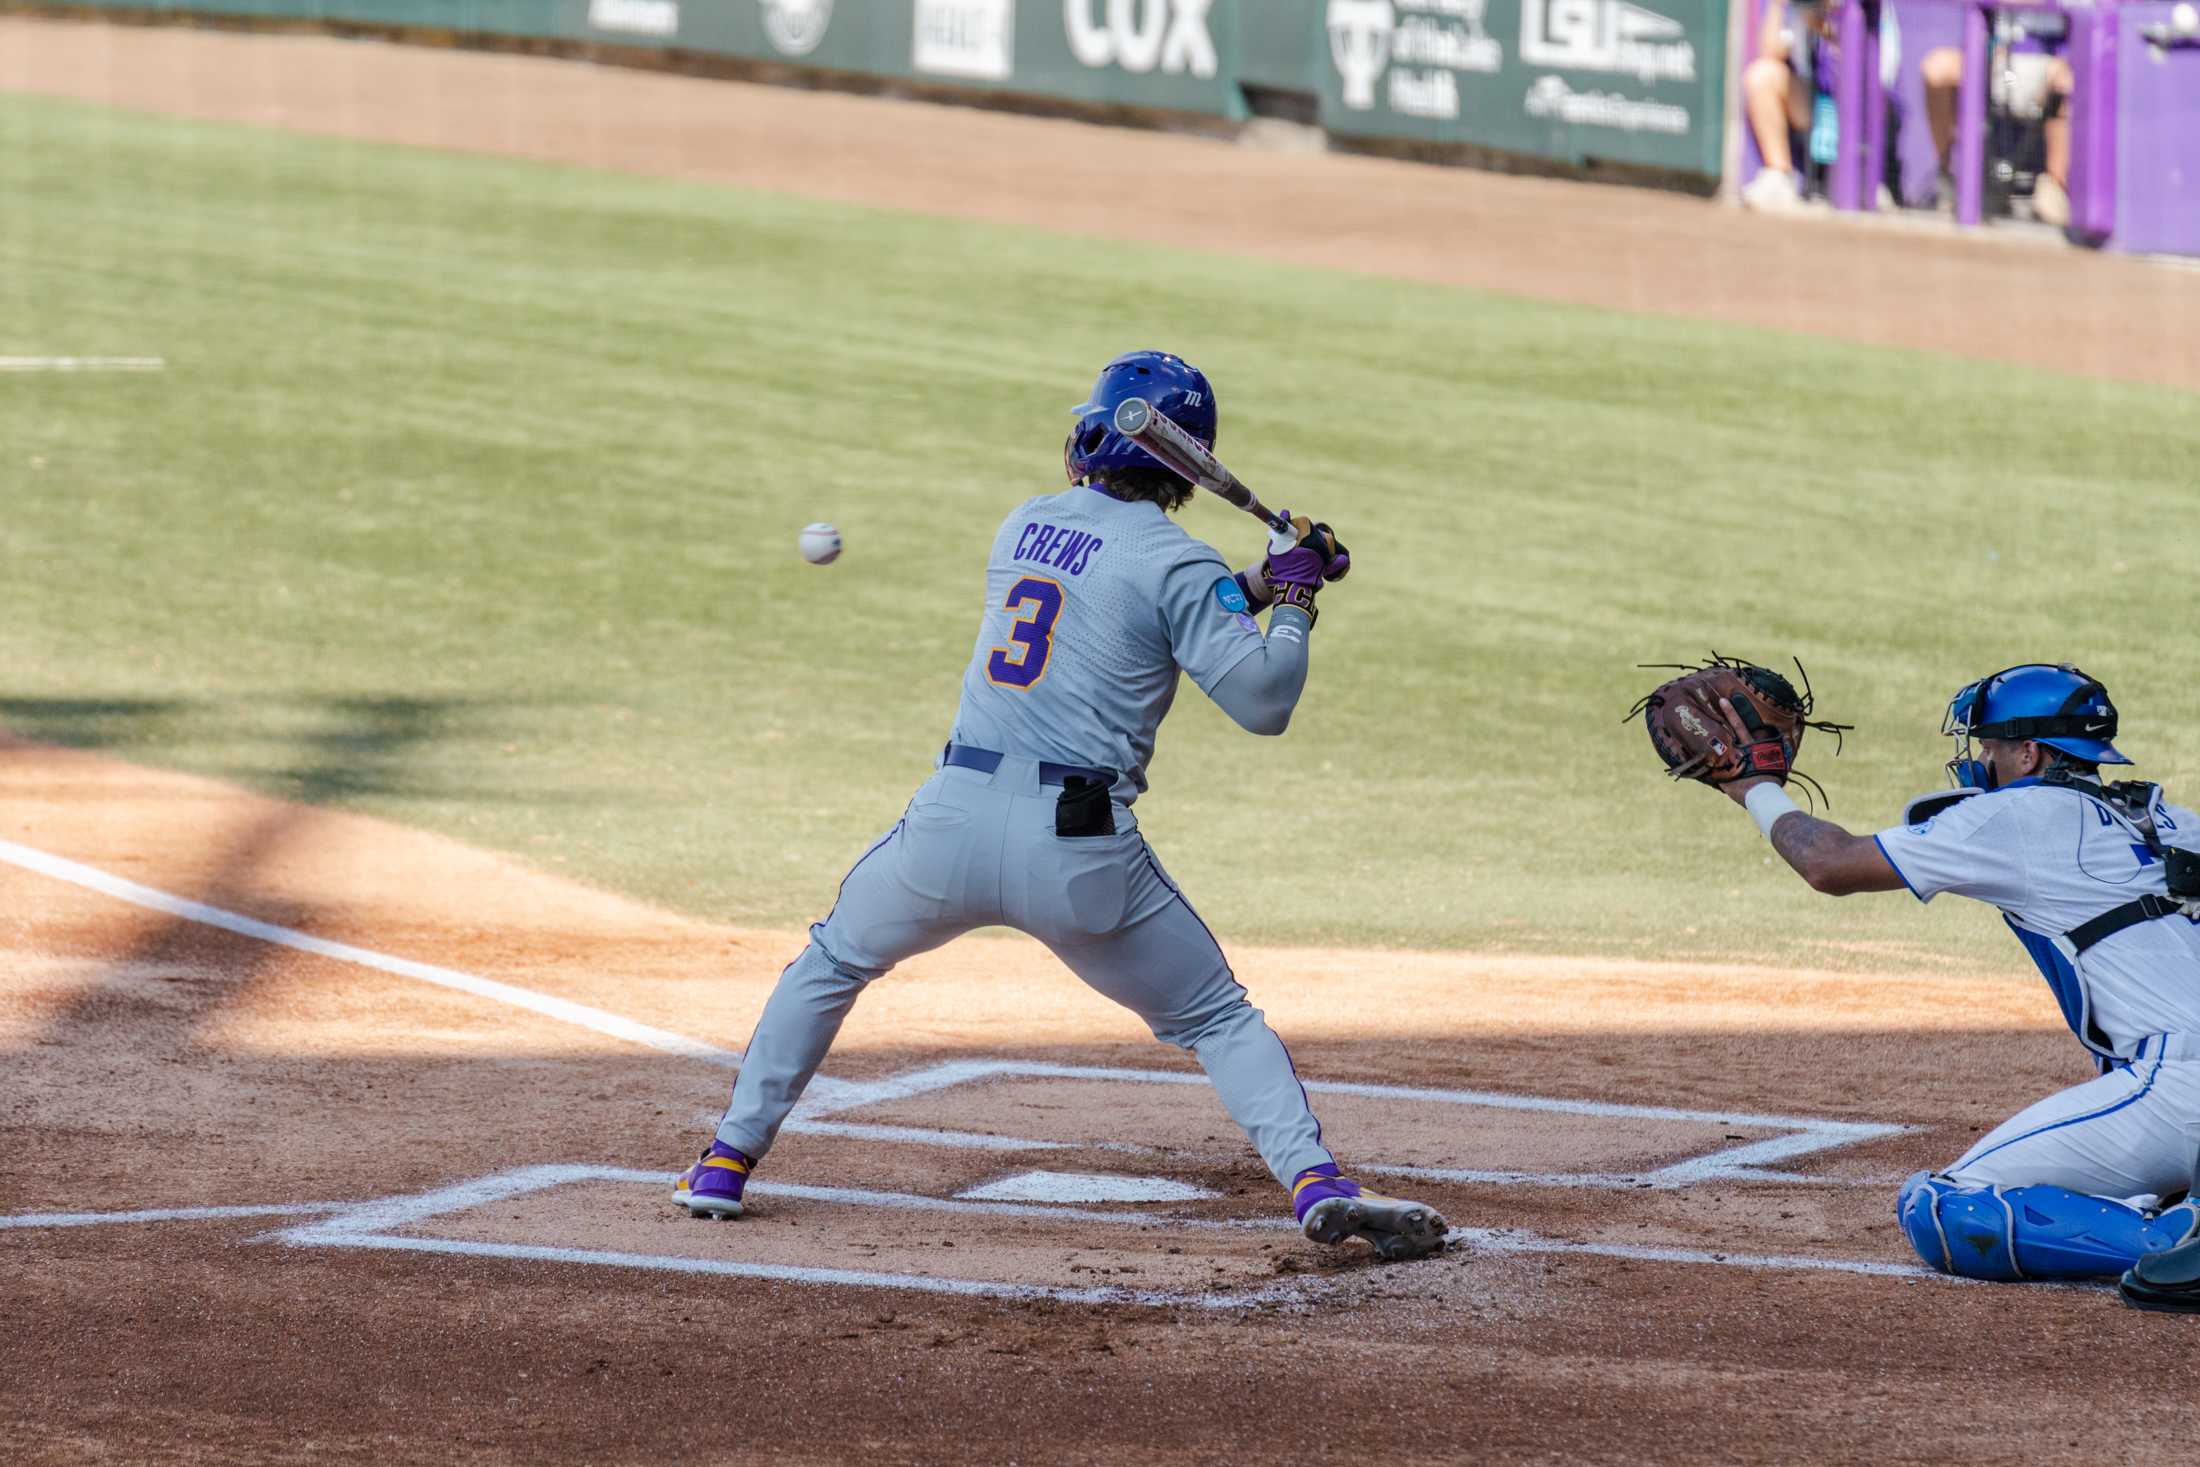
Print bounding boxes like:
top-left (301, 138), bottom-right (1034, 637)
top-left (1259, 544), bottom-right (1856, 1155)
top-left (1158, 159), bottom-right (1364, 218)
top-left (1626, 655), bottom-right (1851, 805)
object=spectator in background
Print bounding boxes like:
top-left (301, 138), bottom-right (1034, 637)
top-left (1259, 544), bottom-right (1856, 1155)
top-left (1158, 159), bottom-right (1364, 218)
top-left (1742, 0), bottom-right (1900, 212)
top-left (1742, 0), bottom-right (1838, 210)
top-left (1921, 30), bottom-right (2072, 226)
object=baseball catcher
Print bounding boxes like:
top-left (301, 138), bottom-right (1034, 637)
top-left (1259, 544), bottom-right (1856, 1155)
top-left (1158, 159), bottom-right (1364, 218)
top-left (1638, 658), bottom-right (2200, 1302)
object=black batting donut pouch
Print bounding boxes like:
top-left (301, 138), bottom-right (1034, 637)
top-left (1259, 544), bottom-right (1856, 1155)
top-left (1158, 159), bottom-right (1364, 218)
top-left (1056, 775), bottom-right (1117, 838)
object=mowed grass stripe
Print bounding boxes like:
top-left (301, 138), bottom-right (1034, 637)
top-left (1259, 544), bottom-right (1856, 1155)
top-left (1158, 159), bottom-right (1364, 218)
top-left (2, 92), bottom-right (2194, 964)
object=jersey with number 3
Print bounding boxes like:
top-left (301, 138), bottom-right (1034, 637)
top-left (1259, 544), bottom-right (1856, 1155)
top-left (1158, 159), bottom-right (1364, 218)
top-left (1874, 778), bottom-right (2200, 1059)
top-left (949, 487), bottom-right (1268, 802)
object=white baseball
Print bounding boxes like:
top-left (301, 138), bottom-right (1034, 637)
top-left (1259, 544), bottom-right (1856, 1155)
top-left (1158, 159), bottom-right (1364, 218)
top-left (798, 521), bottom-right (842, 565)
top-left (2175, 2), bottom-right (2198, 36)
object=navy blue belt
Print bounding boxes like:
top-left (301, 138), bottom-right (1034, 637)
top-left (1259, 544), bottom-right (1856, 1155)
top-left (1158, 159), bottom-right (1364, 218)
top-left (942, 743), bottom-right (1113, 788)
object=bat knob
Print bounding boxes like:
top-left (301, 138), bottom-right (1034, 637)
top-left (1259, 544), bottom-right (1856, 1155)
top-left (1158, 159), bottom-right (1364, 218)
top-left (1112, 397), bottom-right (1153, 435)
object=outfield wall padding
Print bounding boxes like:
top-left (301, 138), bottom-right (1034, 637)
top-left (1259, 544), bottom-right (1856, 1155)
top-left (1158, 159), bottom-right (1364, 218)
top-left (26, 0), bottom-right (1730, 180)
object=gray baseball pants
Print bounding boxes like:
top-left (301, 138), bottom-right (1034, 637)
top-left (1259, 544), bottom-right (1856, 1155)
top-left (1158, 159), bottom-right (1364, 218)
top-left (714, 754), bottom-right (1334, 1185)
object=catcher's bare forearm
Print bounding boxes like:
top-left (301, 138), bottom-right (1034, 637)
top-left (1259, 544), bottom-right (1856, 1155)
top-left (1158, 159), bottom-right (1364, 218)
top-left (1727, 780), bottom-right (1904, 896)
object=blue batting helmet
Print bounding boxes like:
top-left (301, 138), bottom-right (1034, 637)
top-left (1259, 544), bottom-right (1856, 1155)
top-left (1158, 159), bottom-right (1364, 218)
top-left (1064, 351), bottom-right (1217, 486)
top-left (1942, 662), bottom-right (2129, 788)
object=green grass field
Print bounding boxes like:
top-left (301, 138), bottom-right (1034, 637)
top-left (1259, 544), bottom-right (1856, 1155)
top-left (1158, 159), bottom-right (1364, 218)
top-left (4, 92), bottom-right (2196, 968)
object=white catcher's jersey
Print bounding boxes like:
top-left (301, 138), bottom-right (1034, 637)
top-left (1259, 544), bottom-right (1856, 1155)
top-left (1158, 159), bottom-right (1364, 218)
top-left (1875, 778), bottom-right (2200, 1060)
top-left (948, 487), bottom-right (1266, 802)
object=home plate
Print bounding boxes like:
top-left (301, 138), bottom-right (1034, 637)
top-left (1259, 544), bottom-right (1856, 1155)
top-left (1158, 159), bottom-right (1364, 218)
top-left (956, 1171), bottom-right (1217, 1204)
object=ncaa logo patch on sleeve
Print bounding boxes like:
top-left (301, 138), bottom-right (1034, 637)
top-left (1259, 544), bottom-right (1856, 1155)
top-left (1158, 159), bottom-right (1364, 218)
top-left (1212, 576), bottom-right (1249, 614)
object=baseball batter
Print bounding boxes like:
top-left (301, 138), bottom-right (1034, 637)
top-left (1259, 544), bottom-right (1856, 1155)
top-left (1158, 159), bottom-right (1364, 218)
top-left (673, 351), bottom-right (1449, 1261)
top-left (1654, 661), bottom-right (2200, 1285)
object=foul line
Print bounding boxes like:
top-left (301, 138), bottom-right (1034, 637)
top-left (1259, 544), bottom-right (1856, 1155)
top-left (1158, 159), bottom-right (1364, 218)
top-left (0, 1201), bottom-right (350, 1230)
top-left (0, 838), bottom-right (738, 1068)
top-left (0, 356), bottom-right (166, 372)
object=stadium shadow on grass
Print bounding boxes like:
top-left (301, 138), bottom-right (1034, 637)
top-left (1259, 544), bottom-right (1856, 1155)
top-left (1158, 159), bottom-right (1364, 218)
top-left (0, 692), bottom-right (587, 806)
top-left (0, 697), bottom-right (194, 753)
top-left (260, 694), bottom-right (523, 805)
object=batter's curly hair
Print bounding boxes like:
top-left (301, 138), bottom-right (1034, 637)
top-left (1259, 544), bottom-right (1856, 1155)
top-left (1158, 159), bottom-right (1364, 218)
top-left (1093, 465), bottom-right (1194, 514)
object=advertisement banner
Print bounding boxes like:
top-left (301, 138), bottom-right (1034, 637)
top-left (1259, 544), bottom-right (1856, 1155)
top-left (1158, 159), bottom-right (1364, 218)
top-left (583, 0), bottom-right (678, 39)
top-left (1009, 0), bottom-right (1243, 115)
top-left (46, 0), bottom-right (1249, 114)
top-left (589, 0), bottom-right (908, 74)
top-left (573, 0), bottom-right (1246, 116)
top-left (1318, 0), bottom-right (1726, 176)
top-left (913, 0), bottom-right (1016, 81)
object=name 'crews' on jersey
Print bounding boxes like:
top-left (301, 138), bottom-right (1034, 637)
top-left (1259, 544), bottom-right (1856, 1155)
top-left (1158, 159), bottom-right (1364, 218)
top-left (950, 488), bottom-right (1268, 802)
top-left (1874, 778), bottom-right (2200, 1060)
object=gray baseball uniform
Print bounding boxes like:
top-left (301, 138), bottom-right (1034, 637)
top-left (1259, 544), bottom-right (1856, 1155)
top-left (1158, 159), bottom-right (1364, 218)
top-left (714, 486), bottom-right (1336, 1184)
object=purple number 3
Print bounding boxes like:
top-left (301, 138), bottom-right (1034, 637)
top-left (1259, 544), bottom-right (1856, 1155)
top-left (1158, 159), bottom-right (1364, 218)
top-left (986, 576), bottom-right (1064, 689)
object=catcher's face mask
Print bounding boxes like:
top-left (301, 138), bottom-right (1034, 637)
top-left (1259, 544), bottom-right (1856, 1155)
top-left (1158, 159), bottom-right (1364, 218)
top-left (1942, 662), bottom-right (2128, 790)
top-left (1942, 677), bottom-right (1994, 789)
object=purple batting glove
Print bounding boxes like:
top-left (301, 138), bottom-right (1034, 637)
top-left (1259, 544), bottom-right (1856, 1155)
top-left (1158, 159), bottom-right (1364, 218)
top-left (1313, 522), bottom-right (1351, 582)
top-left (1263, 540), bottom-right (1327, 593)
top-left (1262, 518), bottom-right (1350, 591)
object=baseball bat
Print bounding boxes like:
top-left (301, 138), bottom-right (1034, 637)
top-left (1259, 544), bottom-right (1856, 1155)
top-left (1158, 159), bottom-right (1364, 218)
top-left (1111, 397), bottom-right (1298, 550)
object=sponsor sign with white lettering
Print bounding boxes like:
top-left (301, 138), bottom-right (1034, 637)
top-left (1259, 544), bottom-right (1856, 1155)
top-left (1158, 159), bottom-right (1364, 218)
top-left (1062, 0), bottom-right (1218, 77)
top-left (1319, 0), bottom-right (1723, 176)
top-left (588, 0), bottom-right (678, 37)
top-left (1329, 0), bottom-right (1503, 119)
top-left (1522, 73), bottom-right (1689, 132)
top-left (914, 0), bottom-right (1016, 79)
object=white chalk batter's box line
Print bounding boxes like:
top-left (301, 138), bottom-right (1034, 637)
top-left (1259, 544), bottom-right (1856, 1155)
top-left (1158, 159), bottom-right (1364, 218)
top-left (784, 1057), bottom-right (1910, 1189)
top-left (0, 1165), bottom-right (1967, 1306)
top-left (0, 838), bottom-right (1914, 1194)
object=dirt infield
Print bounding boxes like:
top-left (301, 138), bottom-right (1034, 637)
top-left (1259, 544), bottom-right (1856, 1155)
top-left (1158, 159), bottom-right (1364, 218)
top-left (6, 738), bottom-right (2197, 1464)
top-left (4, 14), bottom-right (2199, 394)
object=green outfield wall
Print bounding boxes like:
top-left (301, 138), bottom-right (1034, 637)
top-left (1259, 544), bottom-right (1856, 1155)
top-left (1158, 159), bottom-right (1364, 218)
top-left (32, 0), bottom-right (1729, 179)
top-left (1317, 0), bottom-right (1727, 177)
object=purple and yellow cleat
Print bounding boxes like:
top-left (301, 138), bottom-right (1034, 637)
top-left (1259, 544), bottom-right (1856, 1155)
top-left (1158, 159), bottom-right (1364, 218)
top-left (671, 1140), bottom-right (753, 1219)
top-left (1293, 1164), bottom-right (1448, 1261)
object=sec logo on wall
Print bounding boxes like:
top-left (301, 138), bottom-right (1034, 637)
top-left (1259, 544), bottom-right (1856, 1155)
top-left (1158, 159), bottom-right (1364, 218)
top-left (760, 0), bottom-right (832, 55)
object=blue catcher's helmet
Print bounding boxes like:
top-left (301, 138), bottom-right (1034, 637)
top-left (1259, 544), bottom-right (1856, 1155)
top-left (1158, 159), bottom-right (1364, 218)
top-left (1942, 662), bottom-right (2130, 789)
top-left (1064, 351), bottom-right (1217, 488)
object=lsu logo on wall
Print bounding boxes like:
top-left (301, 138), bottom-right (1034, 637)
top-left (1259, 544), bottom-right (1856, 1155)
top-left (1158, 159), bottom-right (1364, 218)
top-left (759, 0), bottom-right (832, 56)
top-left (1328, 0), bottom-right (1503, 118)
top-left (1063, 0), bottom-right (1218, 76)
top-left (1518, 0), bottom-right (1696, 84)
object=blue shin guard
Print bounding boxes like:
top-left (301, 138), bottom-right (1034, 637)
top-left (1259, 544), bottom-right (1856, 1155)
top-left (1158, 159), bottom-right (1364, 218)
top-left (1898, 1170), bottom-right (2200, 1281)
